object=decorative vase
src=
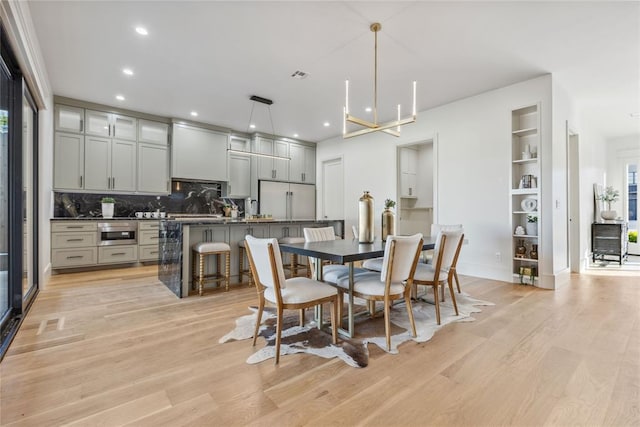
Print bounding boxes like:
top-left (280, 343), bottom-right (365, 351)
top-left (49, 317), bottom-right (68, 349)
top-left (515, 240), bottom-right (527, 258)
top-left (530, 244), bottom-right (538, 260)
top-left (381, 208), bottom-right (395, 241)
top-left (101, 203), bottom-right (114, 219)
top-left (601, 210), bottom-right (617, 220)
top-left (525, 222), bottom-right (538, 236)
top-left (358, 191), bottom-right (375, 243)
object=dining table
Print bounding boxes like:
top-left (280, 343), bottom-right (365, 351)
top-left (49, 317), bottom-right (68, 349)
top-left (280, 236), bottom-right (436, 338)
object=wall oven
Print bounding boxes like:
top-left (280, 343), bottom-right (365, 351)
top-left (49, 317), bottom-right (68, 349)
top-left (97, 222), bottom-right (137, 246)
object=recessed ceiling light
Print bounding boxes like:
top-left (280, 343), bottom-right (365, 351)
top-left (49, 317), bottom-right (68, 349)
top-left (291, 70), bottom-right (309, 79)
top-left (365, 107), bottom-right (372, 113)
top-left (135, 27), bottom-right (148, 36)
top-left (122, 68), bottom-right (134, 76)
top-left (323, 122), bottom-right (330, 127)
top-left (293, 133), bottom-right (299, 138)
top-left (115, 95), bottom-right (125, 101)
top-left (249, 124), bottom-right (256, 129)
top-left (190, 111), bottom-right (198, 117)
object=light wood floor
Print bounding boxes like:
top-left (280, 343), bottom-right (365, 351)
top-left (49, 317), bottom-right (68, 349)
top-left (1, 266), bottom-right (638, 426)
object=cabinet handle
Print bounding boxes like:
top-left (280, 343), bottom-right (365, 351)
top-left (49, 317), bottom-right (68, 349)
top-left (166, 181), bottom-right (169, 191)
top-left (80, 175), bottom-right (83, 187)
top-left (150, 251), bottom-right (158, 255)
top-left (112, 177), bottom-right (115, 188)
top-left (66, 226), bottom-right (83, 229)
top-left (79, 119), bottom-right (84, 132)
top-left (111, 252), bottom-right (126, 256)
top-left (66, 238), bottom-right (83, 242)
top-left (113, 125), bottom-right (116, 137)
top-left (67, 255), bottom-right (83, 259)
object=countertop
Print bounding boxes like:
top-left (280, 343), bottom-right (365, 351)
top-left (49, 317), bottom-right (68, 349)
top-left (51, 217), bottom-right (340, 224)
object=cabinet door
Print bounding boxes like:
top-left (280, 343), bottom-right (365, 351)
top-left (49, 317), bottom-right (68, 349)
top-left (54, 105), bottom-right (84, 133)
top-left (289, 143), bottom-right (305, 183)
top-left (303, 145), bottom-right (316, 183)
top-left (111, 139), bottom-right (137, 191)
top-left (138, 120), bottom-right (169, 145)
top-left (112, 114), bottom-right (137, 141)
top-left (256, 137), bottom-right (275, 179)
top-left (274, 140), bottom-right (289, 181)
top-left (84, 135), bottom-right (111, 190)
top-left (138, 143), bottom-right (169, 194)
top-left (54, 132), bottom-right (84, 190)
top-left (400, 172), bottom-right (417, 197)
top-left (400, 147), bottom-right (417, 174)
top-left (172, 124), bottom-right (228, 181)
top-left (85, 110), bottom-right (111, 137)
top-left (228, 153), bottom-right (251, 197)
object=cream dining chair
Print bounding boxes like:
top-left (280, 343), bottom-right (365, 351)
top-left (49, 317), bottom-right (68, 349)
top-left (334, 233), bottom-right (423, 351)
top-left (244, 235), bottom-right (339, 364)
top-left (413, 229), bottom-right (464, 325)
top-left (303, 226), bottom-right (367, 284)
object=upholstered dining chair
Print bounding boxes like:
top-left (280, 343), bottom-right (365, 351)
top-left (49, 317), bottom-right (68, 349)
top-left (303, 226), bottom-right (367, 284)
top-left (334, 233), bottom-right (423, 351)
top-left (424, 224), bottom-right (464, 294)
top-left (412, 229), bottom-right (464, 325)
top-left (244, 235), bottom-right (339, 364)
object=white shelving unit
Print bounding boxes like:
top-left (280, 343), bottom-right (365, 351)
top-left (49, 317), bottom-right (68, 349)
top-left (511, 104), bottom-right (540, 285)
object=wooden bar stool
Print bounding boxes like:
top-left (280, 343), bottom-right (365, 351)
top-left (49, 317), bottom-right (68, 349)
top-left (238, 239), bottom-right (253, 286)
top-left (279, 236), bottom-right (308, 278)
top-left (192, 242), bottom-right (231, 295)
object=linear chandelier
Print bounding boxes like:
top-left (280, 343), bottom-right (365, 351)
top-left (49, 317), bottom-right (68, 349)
top-left (227, 95), bottom-right (291, 161)
top-left (343, 22), bottom-right (417, 139)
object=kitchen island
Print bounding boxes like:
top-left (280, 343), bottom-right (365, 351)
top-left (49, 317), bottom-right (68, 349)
top-left (158, 218), bottom-right (344, 297)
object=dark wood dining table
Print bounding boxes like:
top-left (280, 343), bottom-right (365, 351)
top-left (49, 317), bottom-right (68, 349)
top-left (280, 236), bottom-right (436, 337)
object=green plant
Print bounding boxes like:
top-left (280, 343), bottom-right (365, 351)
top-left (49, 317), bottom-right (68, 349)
top-left (101, 197), bottom-right (115, 204)
top-left (384, 199), bottom-right (396, 209)
top-left (629, 230), bottom-right (638, 243)
top-left (527, 215), bottom-right (538, 223)
top-left (599, 186), bottom-right (620, 210)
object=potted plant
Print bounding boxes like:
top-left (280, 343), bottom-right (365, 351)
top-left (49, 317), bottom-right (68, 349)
top-left (381, 199), bottom-right (396, 241)
top-left (101, 197), bottom-right (115, 218)
top-left (599, 186), bottom-right (620, 220)
top-left (525, 214), bottom-right (538, 236)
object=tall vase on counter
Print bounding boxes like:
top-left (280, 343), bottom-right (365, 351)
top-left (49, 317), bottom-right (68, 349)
top-left (381, 198), bottom-right (396, 241)
top-left (358, 191), bottom-right (375, 243)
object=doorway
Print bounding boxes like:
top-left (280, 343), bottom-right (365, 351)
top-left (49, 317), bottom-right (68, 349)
top-left (567, 128), bottom-right (581, 272)
top-left (396, 140), bottom-right (434, 236)
top-left (321, 157), bottom-right (344, 222)
top-left (626, 160), bottom-right (638, 255)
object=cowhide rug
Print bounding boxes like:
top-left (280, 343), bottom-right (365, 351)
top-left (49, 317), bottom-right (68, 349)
top-left (219, 291), bottom-right (493, 367)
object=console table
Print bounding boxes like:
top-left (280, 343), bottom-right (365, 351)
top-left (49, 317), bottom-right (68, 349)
top-left (592, 222), bottom-right (628, 264)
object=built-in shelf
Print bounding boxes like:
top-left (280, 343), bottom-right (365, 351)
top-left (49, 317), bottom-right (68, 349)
top-left (512, 158), bottom-right (538, 164)
top-left (512, 127), bottom-right (537, 137)
top-left (401, 207), bottom-right (432, 211)
top-left (511, 188), bottom-right (539, 195)
top-left (513, 211), bottom-right (539, 215)
top-left (400, 196), bottom-right (417, 199)
top-left (512, 234), bottom-right (538, 238)
top-left (513, 257), bottom-right (539, 263)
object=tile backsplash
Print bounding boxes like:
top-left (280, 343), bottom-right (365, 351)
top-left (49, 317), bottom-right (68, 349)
top-left (54, 180), bottom-right (246, 218)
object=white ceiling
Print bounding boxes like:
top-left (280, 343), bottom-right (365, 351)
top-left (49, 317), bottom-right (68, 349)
top-left (28, 1), bottom-right (640, 142)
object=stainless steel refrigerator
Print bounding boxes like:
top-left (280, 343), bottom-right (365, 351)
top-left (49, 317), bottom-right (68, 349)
top-left (259, 181), bottom-right (316, 220)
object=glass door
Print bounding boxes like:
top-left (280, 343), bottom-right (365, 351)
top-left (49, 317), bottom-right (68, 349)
top-left (22, 90), bottom-right (38, 307)
top-left (0, 54), bottom-right (10, 328)
top-left (627, 162), bottom-right (638, 255)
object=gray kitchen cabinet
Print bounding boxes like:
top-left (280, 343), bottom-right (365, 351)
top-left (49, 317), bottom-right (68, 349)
top-left (138, 143), bottom-right (170, 194)
top-left (172, 123), bottom-right (228, 181)
top-left (138, 119), bottom-right (169, 145)
top-left (255, 136), bottom-right (289, 181)
top-left (228, 136), bottom-right (251, 197)
top-left (289, 142), bottom-right (315, 183)
top-left (84, 136), bottom-right (137, 192)
top-left (399, 147), bottom-right (418, 197)
top-left (85, 109), bottom-right (137, 141)
top-left (54, 104), bottom-right (85, 133)
top-left (139, 221), bottom-right (161, 261)
top-left (54, 132), bottom-right (85, 190)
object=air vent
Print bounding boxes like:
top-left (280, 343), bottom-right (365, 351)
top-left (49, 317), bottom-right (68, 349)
top-left (291, 70), bottom-right (309, 79)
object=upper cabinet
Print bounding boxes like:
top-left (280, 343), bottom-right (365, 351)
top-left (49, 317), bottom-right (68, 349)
top-left (85, 109), bottom-right (137, 141)
top-left (255, 135), bottom-right (289, 181)
top-left (53, 101), bottom-right (170, 195)
top-left (172, 123), bottom-right (229, 182)
top-left (289, 142), bottom-right (315, 184)
top-left (227, 136), bottom-right (251, 198)
top-left (55, 105), bottom-right (85, 133)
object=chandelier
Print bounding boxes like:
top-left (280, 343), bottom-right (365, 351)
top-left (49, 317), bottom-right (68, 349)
top-left (343, 22), bottom-right (417, 139)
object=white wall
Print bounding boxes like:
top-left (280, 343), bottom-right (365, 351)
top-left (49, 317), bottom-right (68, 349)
top-left (318, 75), bottom-right (555, 287)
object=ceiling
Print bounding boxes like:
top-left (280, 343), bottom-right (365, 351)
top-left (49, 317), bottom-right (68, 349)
top-left (28, 1), bottom-right (640, 143)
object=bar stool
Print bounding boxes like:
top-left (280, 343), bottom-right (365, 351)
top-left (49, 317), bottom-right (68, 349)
top-left (279, 236), bottom-right (308, 278)
top-left (238, 239), bottom-right (253, 286)
top-left (192, 241), bottom-right (231, 296)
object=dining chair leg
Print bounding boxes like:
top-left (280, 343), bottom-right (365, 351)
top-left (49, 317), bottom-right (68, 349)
top-left (252, 299), bottom-right (264, 347)
top-left (404, 294), bottom-right (417, 337)
top-left (299, 308), bottom-right (305, 326)
top-left (448, 278), bottom-right (459, 316)
top-left (275, 306), bottom-right (283, 365)
top-left (384, 296), bottom-right (392, 351)
top-left (433, 286), bottom-right (441, 325)
top-left (369, 300), bottom-right (376, 318)
top-left (331, 297), bottom-right (338, 344)
top-left (454, 269), bottom-right (461, 293)
top-left (337, 290), bottom-right (344, 328)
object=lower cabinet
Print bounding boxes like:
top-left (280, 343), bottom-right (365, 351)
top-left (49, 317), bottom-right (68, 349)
top-left (98, 246), bottom-right (138, 264)
top-left (51, 221), bottom-right (98, 268)
top-left (139, 221), bottom-right (161, 261)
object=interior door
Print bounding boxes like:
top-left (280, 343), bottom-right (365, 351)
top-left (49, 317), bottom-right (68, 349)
top-left (321, 157), bottom-right (343, 220)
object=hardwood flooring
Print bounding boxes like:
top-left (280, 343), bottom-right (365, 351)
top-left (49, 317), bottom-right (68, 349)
top-left (1, 266), bottom-right (638, 426)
